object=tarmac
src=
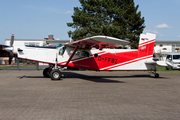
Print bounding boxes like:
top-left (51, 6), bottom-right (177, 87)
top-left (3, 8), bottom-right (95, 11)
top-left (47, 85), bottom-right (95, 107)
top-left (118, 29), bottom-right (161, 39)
top-left (0, 70), bottom-right (180, 120)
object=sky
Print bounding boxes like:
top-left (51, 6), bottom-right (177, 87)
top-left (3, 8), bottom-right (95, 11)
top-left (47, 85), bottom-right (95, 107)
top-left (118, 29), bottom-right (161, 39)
top-left (0, 0), bottom-right (180, 44)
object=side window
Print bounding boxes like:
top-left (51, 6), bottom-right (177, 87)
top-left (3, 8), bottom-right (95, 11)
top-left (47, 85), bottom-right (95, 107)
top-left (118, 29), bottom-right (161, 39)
top-left (81, 51), bottom-right (90, 57)
top-left (69, 50), bottom-right (80, 56)
top-left (75, 50), bottom-right (80, 55)
top-left (59, 46), bottom-right (66, 56)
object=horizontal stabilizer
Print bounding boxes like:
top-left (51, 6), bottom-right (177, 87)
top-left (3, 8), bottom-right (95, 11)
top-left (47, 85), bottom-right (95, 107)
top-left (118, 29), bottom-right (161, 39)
top-left (157, 61), bottom-right (168, 67)
top-left (145, 60), bottom-right (167, 67)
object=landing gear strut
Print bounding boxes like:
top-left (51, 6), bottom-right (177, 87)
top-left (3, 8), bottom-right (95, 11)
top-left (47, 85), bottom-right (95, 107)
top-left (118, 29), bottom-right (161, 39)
top-left (43, 65), bottom-right (62, 80)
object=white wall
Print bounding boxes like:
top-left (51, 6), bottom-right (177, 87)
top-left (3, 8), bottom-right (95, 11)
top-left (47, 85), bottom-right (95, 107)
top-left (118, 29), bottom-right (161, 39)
top-left (154, 44), bottom-right (172, 53)
top-left (5, 40), bottom-right (45, 46)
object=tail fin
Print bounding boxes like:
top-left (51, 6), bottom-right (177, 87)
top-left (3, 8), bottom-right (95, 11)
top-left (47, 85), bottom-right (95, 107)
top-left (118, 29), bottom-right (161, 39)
top-left (138, 33), bottom-right (156, 58)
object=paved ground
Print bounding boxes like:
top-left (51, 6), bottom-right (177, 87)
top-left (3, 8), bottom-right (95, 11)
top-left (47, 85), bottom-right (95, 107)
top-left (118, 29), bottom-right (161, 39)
top-left (0, 70), bottom-right (180, 120)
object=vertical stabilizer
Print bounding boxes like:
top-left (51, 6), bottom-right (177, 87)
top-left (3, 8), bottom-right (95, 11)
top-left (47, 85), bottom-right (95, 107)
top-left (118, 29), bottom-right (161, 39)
top-left (138, 33), bottom-right (156, 58)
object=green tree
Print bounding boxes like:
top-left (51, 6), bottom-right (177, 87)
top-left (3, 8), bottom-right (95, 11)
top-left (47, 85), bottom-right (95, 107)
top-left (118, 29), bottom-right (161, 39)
top-left (67, 0), bottom-right (145, 48)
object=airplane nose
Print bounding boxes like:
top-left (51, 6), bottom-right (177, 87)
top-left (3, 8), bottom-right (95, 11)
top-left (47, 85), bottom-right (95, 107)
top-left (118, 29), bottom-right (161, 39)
top-left (4, 46), bottom-right (13, 52)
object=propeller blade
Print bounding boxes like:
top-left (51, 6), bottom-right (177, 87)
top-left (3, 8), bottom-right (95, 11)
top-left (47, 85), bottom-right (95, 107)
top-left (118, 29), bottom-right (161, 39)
top-left (10, 33), bottom-right (14, 47)
top-left (9, 51), bottom-right (13, 65)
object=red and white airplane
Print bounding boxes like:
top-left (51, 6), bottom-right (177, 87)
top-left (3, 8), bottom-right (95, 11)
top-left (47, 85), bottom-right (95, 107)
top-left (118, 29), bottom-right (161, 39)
top-left (5, 33), bottom-right (167, 80)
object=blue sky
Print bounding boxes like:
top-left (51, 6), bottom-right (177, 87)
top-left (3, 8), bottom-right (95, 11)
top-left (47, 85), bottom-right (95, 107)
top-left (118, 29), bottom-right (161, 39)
top-left (0, 0), bottom-right (180, 44)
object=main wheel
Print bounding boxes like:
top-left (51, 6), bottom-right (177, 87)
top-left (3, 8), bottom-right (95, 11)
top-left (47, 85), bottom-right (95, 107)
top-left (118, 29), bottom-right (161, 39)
top-left (50, 69), bottom-right (62, 80)
top-left (155, 73), bottom-right (159, 78)
top-left (43, 67), bottom-right (52, 78)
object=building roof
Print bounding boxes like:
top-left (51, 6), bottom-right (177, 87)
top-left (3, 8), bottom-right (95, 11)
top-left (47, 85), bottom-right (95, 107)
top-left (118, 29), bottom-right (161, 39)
top-left (5, 39), bottom-right (45, 41)
top-left (155, 41), bottom-right (180, 44)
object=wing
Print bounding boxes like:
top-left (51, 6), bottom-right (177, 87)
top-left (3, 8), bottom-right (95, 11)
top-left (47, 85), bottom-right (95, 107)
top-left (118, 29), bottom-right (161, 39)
top-left (64, 36), bottom-right (129, 49)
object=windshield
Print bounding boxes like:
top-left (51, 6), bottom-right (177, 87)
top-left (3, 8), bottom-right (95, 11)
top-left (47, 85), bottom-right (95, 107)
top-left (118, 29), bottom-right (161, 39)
top-left (59, 46), bottom-right (66, 55)
top-left (54, 43), bottom-right (64, 48)
top-left (173, 55), bottom-right (180, 60)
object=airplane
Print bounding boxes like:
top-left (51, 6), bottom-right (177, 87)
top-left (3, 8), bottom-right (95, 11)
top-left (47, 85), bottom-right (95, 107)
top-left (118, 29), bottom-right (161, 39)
top-left (4, 33), bottom-right (168, 80)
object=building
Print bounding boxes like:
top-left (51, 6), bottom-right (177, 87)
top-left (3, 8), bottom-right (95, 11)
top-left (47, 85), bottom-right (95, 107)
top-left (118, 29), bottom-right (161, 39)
top-left (5, 35), bottom-right (70, 47)
top-left (154, 41), bottom-right (180, 60)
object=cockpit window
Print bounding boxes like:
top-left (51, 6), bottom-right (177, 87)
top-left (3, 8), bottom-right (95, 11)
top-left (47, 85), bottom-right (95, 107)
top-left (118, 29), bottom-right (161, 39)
top-left (81, 51), bottom-right (90, 57)
top-left (59, 46), bottom-right (66, 55)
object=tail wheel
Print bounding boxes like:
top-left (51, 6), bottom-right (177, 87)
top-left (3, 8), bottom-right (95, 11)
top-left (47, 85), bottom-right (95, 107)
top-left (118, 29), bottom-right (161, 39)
top-left (155, 73), bottom-right (159, 78)
top-left (50, 69), bottom-right (62, 80)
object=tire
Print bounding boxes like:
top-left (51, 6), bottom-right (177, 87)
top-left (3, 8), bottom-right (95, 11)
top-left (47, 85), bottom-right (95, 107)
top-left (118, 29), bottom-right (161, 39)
top-left (50, 69), bottom-right (62, 80)
top-left (43, 67), bottom-right (51, 78)
top-left (166, 67), bottom-right (169, 70)
top-left (155, 73), bottom-right (159, 78)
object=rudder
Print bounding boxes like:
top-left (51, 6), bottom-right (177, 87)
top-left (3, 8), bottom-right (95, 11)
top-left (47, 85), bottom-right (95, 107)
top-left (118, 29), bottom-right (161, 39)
top-left (138, 33), bottom-right (156, 58)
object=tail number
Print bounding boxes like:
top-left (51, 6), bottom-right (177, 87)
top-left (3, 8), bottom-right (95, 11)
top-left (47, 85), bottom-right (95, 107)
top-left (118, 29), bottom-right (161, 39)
top-left (98, 56), bottom-right (118, 64)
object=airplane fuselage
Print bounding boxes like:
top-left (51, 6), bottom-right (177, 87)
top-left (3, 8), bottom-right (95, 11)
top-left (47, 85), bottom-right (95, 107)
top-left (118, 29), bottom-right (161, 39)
top-left (18, 46), bottom-right (155, 71)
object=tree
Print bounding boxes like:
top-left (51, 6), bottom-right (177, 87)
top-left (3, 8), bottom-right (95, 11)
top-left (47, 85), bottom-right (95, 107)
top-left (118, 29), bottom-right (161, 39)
top-left (67, 0), bottom-right (145, 48)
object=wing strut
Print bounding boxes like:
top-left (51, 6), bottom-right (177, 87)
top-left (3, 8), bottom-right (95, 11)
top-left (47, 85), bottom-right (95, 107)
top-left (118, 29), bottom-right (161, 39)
top-left (65, 46), bottom-right (79, 66)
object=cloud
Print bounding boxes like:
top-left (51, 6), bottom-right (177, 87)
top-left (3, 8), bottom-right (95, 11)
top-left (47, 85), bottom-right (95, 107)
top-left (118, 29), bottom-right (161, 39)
top-left (64, 11), bottom-right (73, 14)
top-left (155, 23), bottom-right (172, 28)
top-left (143, 29), bottom-right (163, 36)
top-left (178, 35), bottom-right (180, 37)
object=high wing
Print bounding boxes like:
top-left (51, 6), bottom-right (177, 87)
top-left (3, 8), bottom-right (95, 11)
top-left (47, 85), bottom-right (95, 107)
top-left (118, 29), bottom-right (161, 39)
top-left (64, 36), bottom-right (129, 49)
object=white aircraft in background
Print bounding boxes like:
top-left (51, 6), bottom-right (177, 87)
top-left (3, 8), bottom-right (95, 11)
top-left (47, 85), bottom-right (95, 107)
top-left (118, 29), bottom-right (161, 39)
top-left (5, 33), bottom-right (168, 80)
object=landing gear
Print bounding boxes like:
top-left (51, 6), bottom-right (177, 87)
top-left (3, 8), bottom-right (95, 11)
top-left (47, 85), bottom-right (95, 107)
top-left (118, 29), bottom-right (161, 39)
top-left (43, 67), bottom-right (52, 78)
top-left (154, 73), bottom-right (159, 78)
top-left (150, 70), bottom-right (159, 78)
top-left (150, 66), bottom-right (159, 78)
top-left (43, 65), bottom-right (62, 80)
top-left (50, 69), bottom-right (62, 80)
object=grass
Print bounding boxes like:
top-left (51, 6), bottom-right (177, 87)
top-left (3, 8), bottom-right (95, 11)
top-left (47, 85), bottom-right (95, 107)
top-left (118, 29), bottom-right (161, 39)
top-left (157, 66), bottom-right (180, 71)
top-left (0, 65), bottom-right (37, 70)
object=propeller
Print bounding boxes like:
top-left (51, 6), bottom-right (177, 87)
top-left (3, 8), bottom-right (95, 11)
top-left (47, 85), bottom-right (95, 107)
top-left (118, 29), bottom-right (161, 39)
top-left (9, 34), bottom-right (14, 64)
top-left (4, 34), bottom-right (14, 65)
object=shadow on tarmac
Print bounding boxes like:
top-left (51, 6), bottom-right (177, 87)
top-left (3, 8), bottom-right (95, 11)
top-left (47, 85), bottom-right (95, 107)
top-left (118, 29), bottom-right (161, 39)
top-left (17, 71), bottom-right (168, 83)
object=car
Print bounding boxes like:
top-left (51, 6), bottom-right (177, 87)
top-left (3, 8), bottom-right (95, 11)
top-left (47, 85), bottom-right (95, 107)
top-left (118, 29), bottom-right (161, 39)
top-left (166, 53), bottom-right (180, 70)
